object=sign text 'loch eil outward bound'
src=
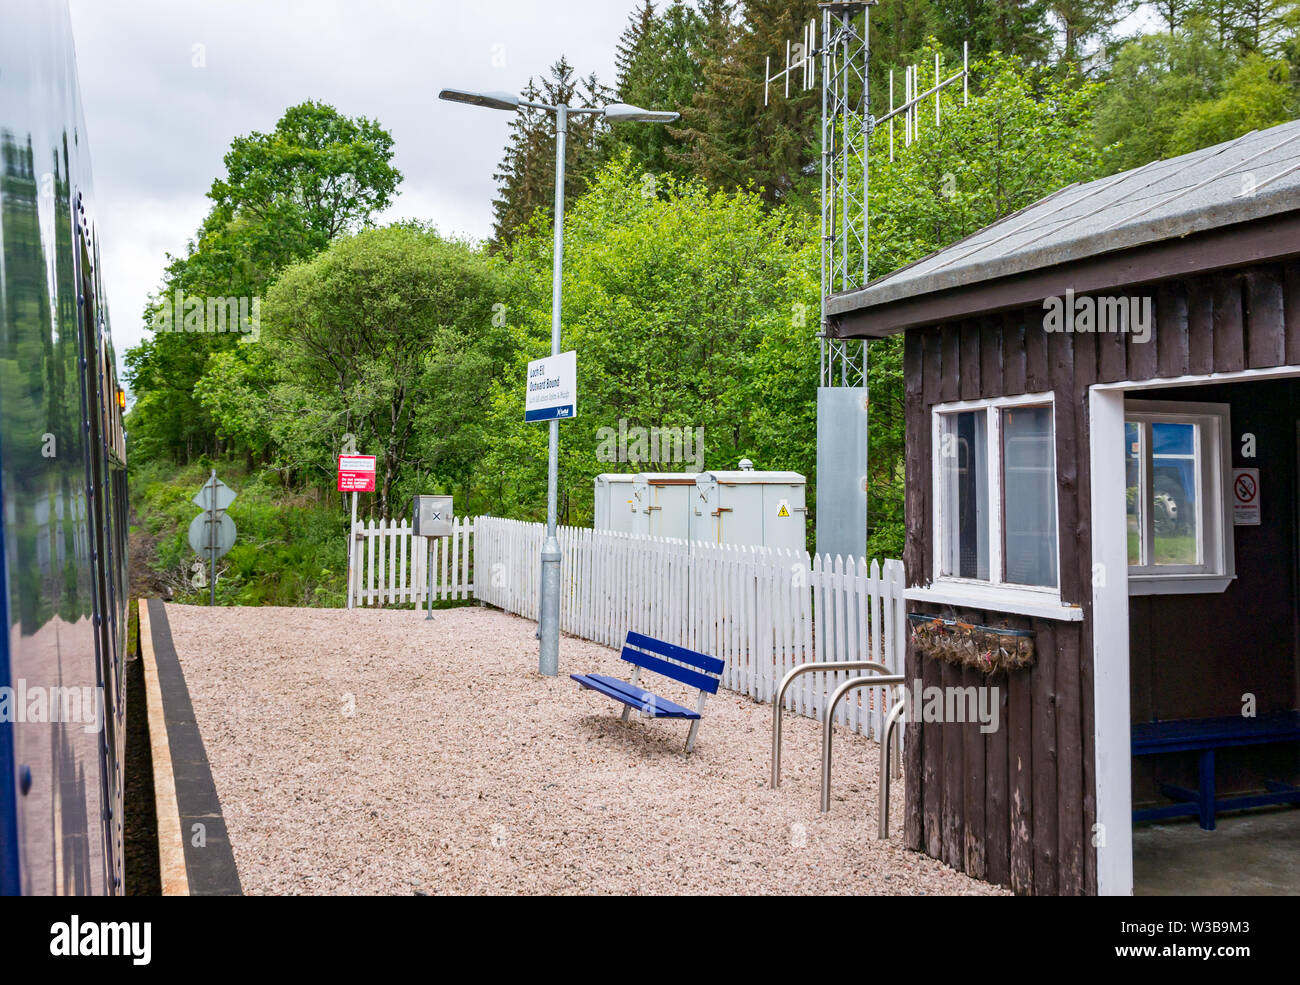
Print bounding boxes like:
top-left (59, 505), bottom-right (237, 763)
top-left (524, 350), bottom-right (577, 423)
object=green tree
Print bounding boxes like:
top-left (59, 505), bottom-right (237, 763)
top-left (1151, 0), bottom-right (1198, 31)
top-left (1190, 0), bottom-right (1299, 54)
top-left (1169, 52), bottom-right (1296, 151)
top-left (673, 0), bottom-right (822, 206)
top-left (125, 101), bottom-right (401, 465)
top-left (1049, 0), bottom-right (1131, 62)
top-left (1093, 18), bottom-right (1235, 171)
top-left (477, 157), bottom-right (820, 529)
top-left (201, 226), bottom-right (511, 520)
top-left (1094, 16), bottom-right (1298, 172)
top-left (491, 58), bottom-right (612, 247)
top-left (930, 0), bottom-right (1055, 64)
top-left (203, 101), bottom-right (401, 285)
top-left (608, 0), bottom-right (728, 181)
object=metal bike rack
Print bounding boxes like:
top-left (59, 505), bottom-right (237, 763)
top-left (877, 696), bottom-right (907, 839)
top-left (822, 676), bottom-right (905, 836)
top-left (771, 661), bottom-right (899, 787)
top-left (771, 660), bottom-right (906, 836)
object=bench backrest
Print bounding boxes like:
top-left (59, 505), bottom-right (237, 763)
top-left (622, 631), bottom-right (723, 695)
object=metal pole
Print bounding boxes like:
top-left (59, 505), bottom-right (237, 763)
top-left (771, 659), bottom-right (898, 788)
top-left (426, 536), bottom-right (434, 620)
top-left (208, 469), bottom-right (217, 607)
top-left (879, 698), bottom-right (907, 839)
top-left (863, 3), bottom-right (870, 285)
top-left (839, 11), bottom-right (848, 294)
top-left (819, 6), bottom-right (829, 350)
top-left (347, 490), bottom-right (357, 610)
top-left (538, 102), bottom-right (567, 677)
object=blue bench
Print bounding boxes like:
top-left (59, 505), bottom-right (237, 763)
top-left (1131, 711), bottom-right (1300, 830)
top-left (571, 631), bottom-right (724, 753)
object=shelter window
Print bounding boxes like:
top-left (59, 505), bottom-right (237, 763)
top-left (1125, 401), bottom-right (1233, 595)
top-left (933, 394), bottom-right (1059, 592)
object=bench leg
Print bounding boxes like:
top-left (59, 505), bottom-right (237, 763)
top-left (684, 692), bottom-right (708, 754)
top-left (620, 668), bottom-right (642, 723)
top-left (1198, 749), bottom-right (1216, 832)
top-left (685, 720), bottom-right (701, 754)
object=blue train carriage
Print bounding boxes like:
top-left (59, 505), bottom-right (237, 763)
top-left (0, 0), bottom-right (130, 895)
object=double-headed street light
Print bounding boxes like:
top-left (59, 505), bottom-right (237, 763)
top-left (439, 86), bottom-right (678, 677)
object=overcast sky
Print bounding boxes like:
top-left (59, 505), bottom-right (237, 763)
top-left (67, 0), bottom-right (643, 376)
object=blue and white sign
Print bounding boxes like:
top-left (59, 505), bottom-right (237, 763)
top-left (525, 350), bottom-right (577, 422)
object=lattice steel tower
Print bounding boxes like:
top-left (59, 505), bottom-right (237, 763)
top-left (765, 2), bottom-right (967, 558)
top-left (819, 1), bottom-right (871, 390)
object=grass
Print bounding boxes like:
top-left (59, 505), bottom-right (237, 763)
top-left (129, 458), bottom-right (479, 609)
top-left (130, 459), bottom-right (351, 607)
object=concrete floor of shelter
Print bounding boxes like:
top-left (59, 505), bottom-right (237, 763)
top-left (1133, 806), bottom-right (1300, 895)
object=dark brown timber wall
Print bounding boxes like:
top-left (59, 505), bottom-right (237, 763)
top-left (899, 258), bottom-right (1300, 895)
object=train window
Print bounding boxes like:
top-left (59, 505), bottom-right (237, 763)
top-left (1125, 401), bottom-right (1234, 595)
top-left (934, 393), bottom-right (1059, 593)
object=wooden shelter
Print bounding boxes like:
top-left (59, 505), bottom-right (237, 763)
top-left (827, 120), bottom-right (1300, 895)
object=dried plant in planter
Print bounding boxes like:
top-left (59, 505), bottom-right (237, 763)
top-left (908, 614), bottom-right (1035, 674)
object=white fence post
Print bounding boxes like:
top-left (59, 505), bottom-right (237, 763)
top-left (350, 515), bottom-right (476, 608)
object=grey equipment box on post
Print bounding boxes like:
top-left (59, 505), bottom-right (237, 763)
top-left (413, 494), bottom-right (454, 537)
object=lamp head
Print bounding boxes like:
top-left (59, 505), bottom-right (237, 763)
top-left (602, 102), bottom-right (679, 123)
top-left (439, 88), bottom-right (520, 112)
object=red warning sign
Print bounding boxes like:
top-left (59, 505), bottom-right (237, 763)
top-left (1232, 467), bottom-right (1259, 526)
top-left (338, 454), bottom-right (377, 493)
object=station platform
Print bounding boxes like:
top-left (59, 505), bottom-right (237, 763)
top-left (140, 599), bottom-right (243, 896)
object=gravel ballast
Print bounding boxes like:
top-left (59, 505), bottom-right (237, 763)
top-left (165, 603), bottom-right (1005, 895)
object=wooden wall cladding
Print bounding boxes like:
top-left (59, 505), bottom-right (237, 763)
top-left (899, 260), bottom-right (1299, 895)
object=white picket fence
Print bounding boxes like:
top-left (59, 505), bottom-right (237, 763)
top-left (348, 516), bottom-right (475, 607)
top-left (347, 514), bottom-right (906, 741)
top-left (473, 516), bottom-right (907, 741)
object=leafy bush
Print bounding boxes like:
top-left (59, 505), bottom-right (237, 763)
top-left (130, 459), bottom-right (350, 606)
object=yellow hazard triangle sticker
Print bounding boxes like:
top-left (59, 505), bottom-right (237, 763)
top-left (777, 501), bottom-right (790, 518)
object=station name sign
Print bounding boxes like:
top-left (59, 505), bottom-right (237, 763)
top-left (525, 350), bottom-right (577, 423)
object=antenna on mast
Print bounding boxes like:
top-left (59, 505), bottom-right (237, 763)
top-left (764, 18), bottom-right (816, 106)
top-left (880, 42), bottom-right (969, 161)
top-left (761, 3), bottom-right (974, 559)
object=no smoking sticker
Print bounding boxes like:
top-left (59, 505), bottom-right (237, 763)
top-left (1232, 468), bottom-right (1260, 526)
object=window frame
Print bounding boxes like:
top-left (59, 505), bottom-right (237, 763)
top-left (928, 391), bottom-right (1062, 601)
top-left (1124, 399), bottom-right (1235, 596)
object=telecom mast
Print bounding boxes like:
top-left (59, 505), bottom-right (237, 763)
top-left (764, 2), bottom-right (968, 560)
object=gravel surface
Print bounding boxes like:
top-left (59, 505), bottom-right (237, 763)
top-left (165, 603), bottom-right (1004, 896)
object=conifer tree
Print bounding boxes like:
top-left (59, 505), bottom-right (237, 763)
top-left (673, 0), bottom-right (821, 205)
top-left (490, 59), bottom-right (612, 247)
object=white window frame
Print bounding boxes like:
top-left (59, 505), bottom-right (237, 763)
top-left (908, 392), bottom-right (1082, 622)
top-left (1124, 399), bottom-right (1235, 596)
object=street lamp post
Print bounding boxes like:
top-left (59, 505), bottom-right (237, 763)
top-left (440, 87), bottom-right (678, 677)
